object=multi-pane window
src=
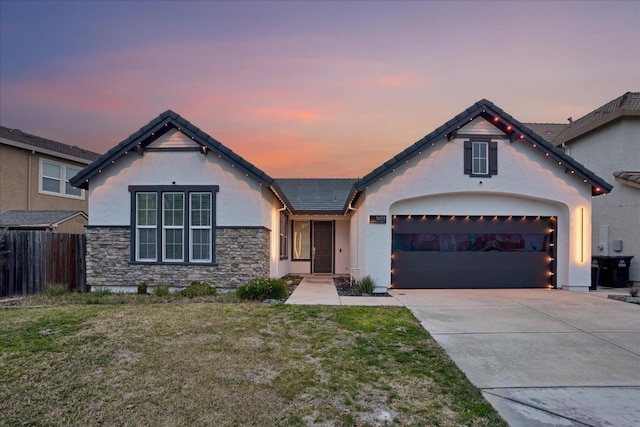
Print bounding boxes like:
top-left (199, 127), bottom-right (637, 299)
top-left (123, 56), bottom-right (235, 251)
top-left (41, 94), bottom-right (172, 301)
top-left (40, 160), bottom-right (84, 198)
top-left (130, 186), bottom-right (217, 264)
top-left (279, 211), bottom-right (288, 259)
top-left (464, 140), bottom-right (498, 177)
top-left (163, 193), bottom-right (184, 261)
top-left (136, 193), bottom-right (157, 261)
top-left (190, 193), bottom-right (212, 262)
top-left (472, 141), bottom-right (488, 175)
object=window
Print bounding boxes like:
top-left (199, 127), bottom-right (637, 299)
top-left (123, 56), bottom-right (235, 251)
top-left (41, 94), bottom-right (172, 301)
top-left (130, 186), bottom-right (218, 264)
top-left (464, 140), bottom-right (498, 177)
top-left (279, 211), bottom-right (288, 259)
top-left (292, 220), bottom-right (310, 260)
top-left (40, 160), bottom-right (85, 199)
top-left (472, 141), bottom-right (488, 175)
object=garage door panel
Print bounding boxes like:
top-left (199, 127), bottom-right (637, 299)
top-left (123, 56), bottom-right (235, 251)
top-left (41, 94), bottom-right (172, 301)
top-left (391, 215), bottom-right (556, 289)
top-left (392, 252), bottom-right (551, 289)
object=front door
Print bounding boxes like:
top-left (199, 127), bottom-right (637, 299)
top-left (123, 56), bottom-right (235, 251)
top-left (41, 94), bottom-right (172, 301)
top-left (313, 221), bottom-right (333, 273)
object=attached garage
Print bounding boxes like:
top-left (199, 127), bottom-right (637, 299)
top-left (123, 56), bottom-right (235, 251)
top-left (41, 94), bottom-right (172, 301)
top-left (391, 215), bottom-right (556, 289)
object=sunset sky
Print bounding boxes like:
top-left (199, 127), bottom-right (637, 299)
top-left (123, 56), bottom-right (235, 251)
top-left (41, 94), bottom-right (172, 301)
top-left (1, 1), bottom-right (638, 178)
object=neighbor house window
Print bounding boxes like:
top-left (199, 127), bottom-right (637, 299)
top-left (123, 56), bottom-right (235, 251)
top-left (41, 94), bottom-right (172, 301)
top-left (292, 220), bottom-right (310, 260)
top-left (279, 211), bottom-right (288, 259)
top-left (40, 160), bottom-right (84, 199)
top-left (464, 140), bottom-right (498, 176)
top-left (130, 185), bottom-right (218, 264)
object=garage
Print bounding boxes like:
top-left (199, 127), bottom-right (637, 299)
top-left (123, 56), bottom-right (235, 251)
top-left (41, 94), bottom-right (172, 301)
top-left (391, 215), bottom-right (556, 289)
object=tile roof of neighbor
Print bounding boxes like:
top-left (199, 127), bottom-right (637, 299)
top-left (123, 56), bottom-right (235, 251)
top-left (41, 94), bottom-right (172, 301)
top-left (613, 171), bottom-right (640, 188)
top-left (554, 92), bottom-right (640, 145)
top-left (70, 110), bottom-right (273, 190)
top-left (0, 125), bottom-right (101, 162)
top-left (273, 179), bottom-right (357, 214)
top-left (0, 210), bottom-right (87, 227)
top-left (354, 98), bottom-right (613, 196)
top-left (522, 123), bottom-right (568, 144)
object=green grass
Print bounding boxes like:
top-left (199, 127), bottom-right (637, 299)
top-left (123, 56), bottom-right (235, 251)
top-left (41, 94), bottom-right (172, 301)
top-left (0, 299), bottom-right (506, 426)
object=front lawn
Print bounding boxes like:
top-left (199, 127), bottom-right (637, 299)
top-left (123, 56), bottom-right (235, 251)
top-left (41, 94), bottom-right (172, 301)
top-left (0, 298), bottom-right (506, 426)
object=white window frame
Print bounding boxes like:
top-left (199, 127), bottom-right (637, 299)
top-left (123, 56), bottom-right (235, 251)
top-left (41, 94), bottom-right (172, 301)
top-left (189, 192), bottom-right (212, 263)
top-left (162, 193), bottom-right (185, 262)
top-left (136, 192), bottom-right (158, 262)
top-left (472, 141), bottom-right (489, 175)
top-left (39, 159), bottom-right (85, 199)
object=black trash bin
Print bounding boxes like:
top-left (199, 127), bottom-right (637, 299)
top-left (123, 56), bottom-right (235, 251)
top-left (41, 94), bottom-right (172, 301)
top-left (611, 256), bottom-right (634, 288)
top-left (591, 256), bottom-right (612, 289)
top-left (592, 256), bottom-right (635, 288)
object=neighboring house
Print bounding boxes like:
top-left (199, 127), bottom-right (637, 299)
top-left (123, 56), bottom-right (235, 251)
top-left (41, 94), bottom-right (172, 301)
top-left (0, 210), bottom-right (88, 234)
top-left (0, 126), bottom-right (101, 229)
top-left (71, 100), bottom-right (611, 292)
top-left (526, 92), bottom-right (640, 282)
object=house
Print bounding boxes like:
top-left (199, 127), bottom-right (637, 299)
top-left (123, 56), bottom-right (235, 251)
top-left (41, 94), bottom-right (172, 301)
top-left (0, 210), bottom-right (88, 234)
top-left (71, 99), bottom-right (611, 292)
top-left (0, 125), bottom-right (101, 232)
top-left (526, 92), bottom-right (639, 282)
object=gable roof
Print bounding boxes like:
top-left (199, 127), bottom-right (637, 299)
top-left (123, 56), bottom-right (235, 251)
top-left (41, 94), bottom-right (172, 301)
top-left (0, 210), bottom-right (87, 229)
top-left (354, 98), bottom-right (612, 196)
top-left (70, 110), bottom-right (273, 189)
top-left (273, 179), bottom-right (357, 215)
top-left (554, 92), bottom-right (640, 145)
top-left (0, 125), bottom-right (101, 164)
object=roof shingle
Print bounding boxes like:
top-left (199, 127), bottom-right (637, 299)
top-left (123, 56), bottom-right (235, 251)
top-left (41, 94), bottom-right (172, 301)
top-left (0, 126), bottom-right (101, 162)
top-left (273, 179), bottom-right (357, 214)
top-left (0, 210), bottom-right (87, 228)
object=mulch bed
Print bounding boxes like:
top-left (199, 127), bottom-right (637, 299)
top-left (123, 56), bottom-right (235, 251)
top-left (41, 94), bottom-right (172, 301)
top-left (333, 276), bottom-right (391, 297)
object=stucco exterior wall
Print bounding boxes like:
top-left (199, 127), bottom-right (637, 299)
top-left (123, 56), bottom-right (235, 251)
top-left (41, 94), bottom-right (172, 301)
top-left (85, 131), bottom-right (282, 287)
top-left (566, 118), bottom-right (640, 281)
top-left (355, 119), bottom-right (593, 291)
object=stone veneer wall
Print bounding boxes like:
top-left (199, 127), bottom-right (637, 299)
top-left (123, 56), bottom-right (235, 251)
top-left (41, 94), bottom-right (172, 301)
top-left (86, 226), bottom-right (271, 289)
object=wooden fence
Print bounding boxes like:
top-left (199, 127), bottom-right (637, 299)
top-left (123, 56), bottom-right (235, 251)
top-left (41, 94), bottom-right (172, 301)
top-left (0, 230), bottom-right (86, 297)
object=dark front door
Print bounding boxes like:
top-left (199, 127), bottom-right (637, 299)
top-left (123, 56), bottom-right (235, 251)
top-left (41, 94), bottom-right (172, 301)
top-left (313, 221), bottom-right (333, 273)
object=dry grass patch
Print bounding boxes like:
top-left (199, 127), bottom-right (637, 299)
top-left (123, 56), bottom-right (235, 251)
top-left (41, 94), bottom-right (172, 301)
top-left (1, 302), bottom-right (506, 426)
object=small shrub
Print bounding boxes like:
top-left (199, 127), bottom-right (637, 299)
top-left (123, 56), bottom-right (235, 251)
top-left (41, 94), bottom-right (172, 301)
top-left (237, 277), bottom-right (287, 301)
top-left (137, 283), bottom-right (148, 295)
top-left (629, 286), bottom-right (639, 297)
top-left (152, 284), bottom-right (171, 297)
top-left (180, 281), bottom-right (217, 298)
top-left (44, 283), bottom-right (68, 296)
top-left (92, 288), bottom-right (113, 297)
top-left (355, 275), bottom-right (375, 295)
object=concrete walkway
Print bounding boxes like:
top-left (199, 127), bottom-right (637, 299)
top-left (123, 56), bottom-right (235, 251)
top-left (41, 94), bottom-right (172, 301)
top-left (287, 280), bottom-right (640, 426)
top-left (285, 275), bottom-right (403, 306)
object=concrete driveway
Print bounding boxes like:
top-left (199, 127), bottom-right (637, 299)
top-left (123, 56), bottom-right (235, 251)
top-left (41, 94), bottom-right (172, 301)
top-left (391, 289), bottom-right (640, 426)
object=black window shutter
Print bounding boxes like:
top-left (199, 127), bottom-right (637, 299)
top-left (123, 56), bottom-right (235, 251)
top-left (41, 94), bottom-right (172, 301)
top-left (463, 140), bottom-right (472, 175)
top-left (489, 141), bottom-right (498, 175)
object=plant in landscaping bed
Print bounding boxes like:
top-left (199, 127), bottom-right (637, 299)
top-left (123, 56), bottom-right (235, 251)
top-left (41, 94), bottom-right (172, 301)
top-left (180, 281), bottom-right (217, 298)
top-left (137, 283), bottom-right (148, 295)
top-left (354, 275), bottom-right (375, 295)
top-left (152, 284), bottom-right (171, 297)
top-left (628, 286), bottom-right (639, 297)
top-left (44, 283), bottom-right (68, 296)
top-left (236, 277), bottom-right (287, 301)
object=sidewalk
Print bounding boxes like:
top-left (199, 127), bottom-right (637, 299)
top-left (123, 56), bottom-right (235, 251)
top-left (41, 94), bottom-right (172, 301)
top-left (286, 275), bottom-right (403, 306)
